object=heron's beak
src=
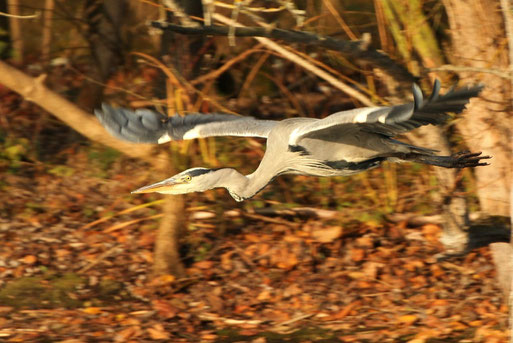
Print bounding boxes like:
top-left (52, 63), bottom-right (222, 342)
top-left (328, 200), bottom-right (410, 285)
top-left (131, 178), bottom-right (179, 194)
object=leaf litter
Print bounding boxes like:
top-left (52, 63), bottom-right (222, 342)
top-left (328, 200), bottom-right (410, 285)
top-left (0, 93), bottom-right (507, 343)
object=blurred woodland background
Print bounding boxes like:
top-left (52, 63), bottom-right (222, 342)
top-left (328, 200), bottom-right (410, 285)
top-left (0, 0), bottom-right (512, 341)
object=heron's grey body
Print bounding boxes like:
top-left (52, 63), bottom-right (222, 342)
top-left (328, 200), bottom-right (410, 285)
top-left (95, 81), bottom-right (490, 201)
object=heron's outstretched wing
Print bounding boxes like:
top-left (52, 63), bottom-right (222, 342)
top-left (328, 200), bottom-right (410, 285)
top-left (95, 104), bottom-right (278, 144)
top-left (290, 80), bottom-right (483, 144)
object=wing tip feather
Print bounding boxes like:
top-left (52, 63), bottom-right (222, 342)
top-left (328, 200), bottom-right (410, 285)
top-left (412, 83), bottom-right (423, 110)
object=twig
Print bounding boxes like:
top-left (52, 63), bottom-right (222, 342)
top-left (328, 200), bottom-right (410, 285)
top-left (79, 246), bottom-right (121, 273)
top-left (67, 65), bottom-right (149, 101)
top-left (214, 1), bottom-right (286, 13)
top-left (322, 0), bottom-right (357, 40)
top-left (275, 313), bottom-right (315, 327)
top-left (385, 213), bottom-right (443, 226)
top-left (162, 0), bottom-right (199, 27)
top-left (81, 199), bottom-right (164, 230)
top-left (189, 207), bottom-right (339, 221)
top-left (242, 212), bottom-right (300, 227)
top-left (255, 207), bottom-right (339, 219)
top-left (228, 241), bottom-right (262, 275)
top-left (133, 51), bottom-right (238, 114)
top-left (239, 50), bottom-right (271, 96)
top-left (191, 46), bottom-right (265, 85)
top-left (429, 65), bottom-right (513, 80)
top-left (103, 214), bottom-right (163, 233)
top-left (0, 10), bottom-right (39, 19)
top-left (212, 13), bottom-right (375, 106)
top-left (149, 20), bottom-right (416, 85)
top-left (197, 313), bottom-right (263, 325)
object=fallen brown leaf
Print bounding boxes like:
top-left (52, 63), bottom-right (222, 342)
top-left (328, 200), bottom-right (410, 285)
top-left (311, 226), bottom-right (342, 243)
top-left (21, 255), bottom-right (37, 264)
top-left (151, 300), bottom-right (178, 319)
top-left (147, 323), bottom-right (170, 340)
top-left (397, 314), bottom-right (418, 325)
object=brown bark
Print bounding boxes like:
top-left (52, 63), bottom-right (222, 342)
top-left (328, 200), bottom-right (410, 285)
top-left (151, 0), bottom-right (205, 277)
top-left (153, 191), bottom-right (186, 277)
top-left (443, 0), bottom-right (513, 294)
top-left (78, 0), bottom-right (126, 111)
top-left (151, 148), bottom-right (185, 277)
top-left (7, 0), bottom-right (22, 63)
top-left (443, 0), bottom-right (512, 215)
top-left (41, 0), bottom-right (54, 63)
top-left (380, 0), bottom-right (469, 254)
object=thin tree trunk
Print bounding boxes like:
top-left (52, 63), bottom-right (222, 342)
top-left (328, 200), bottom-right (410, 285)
top-left (7, 0), bottom-right (22, 63)
top-left (78, 0), bottom-right (126, 111)
top-left (41, 0), bottom-right (54, 63)
top-left (151, 0), bottom-right (204, 277)
top-left (0, 0), bottom-right (9, 59)
top-left (153, 152), bottom-right (185, 277)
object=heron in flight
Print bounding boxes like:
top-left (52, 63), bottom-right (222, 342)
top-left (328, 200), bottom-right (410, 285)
top-left (95, 81), bottom-right (490, 202)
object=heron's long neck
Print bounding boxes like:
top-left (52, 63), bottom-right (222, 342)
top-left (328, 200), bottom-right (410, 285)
top-left (217, 167), bottom-right (274, 201)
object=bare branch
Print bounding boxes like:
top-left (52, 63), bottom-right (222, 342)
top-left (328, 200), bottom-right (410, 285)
top-left (162, 0), bottom-right (199, 27)
top-left (149, 21), bottom-right (417, 84)
top-left (0, 61), bottom-right (154, 162)
top-left (0, 10), bottom-right (40, 19)
top-left (212, 13), bottom-right (374, 106)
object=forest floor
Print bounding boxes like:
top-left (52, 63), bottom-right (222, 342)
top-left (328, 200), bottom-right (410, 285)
top-left (0, 90), bottom-right (508, 343)
top-left (0, 142), bottom-right (508, 342)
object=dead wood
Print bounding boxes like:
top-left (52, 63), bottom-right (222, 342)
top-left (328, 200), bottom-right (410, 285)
top-left (0, 60), bottom-right (155, 162)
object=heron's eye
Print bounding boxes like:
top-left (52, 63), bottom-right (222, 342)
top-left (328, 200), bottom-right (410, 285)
top-left (183, 175), bottom-right (192, 182)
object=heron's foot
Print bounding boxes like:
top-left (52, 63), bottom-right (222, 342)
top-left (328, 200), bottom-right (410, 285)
top-left (449, 150), bottom-right (491, 168)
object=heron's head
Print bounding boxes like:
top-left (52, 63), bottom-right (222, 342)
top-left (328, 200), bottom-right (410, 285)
top-left (131, 168), bottom-right (225, 195)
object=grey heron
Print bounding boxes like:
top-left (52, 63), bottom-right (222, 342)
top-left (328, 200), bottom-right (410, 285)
top-left (95, 81), bottom-right (490, 202)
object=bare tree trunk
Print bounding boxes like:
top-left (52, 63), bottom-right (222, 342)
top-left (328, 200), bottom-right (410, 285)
top-left (381, 0), bottom-right (469, 254)
top-left (7, 0), bottom-right (22, 63)
top-left (0, 0), bottom-right (9, 59)
top-left (153, 160), bottom-right (186, 277)
top-left (443, 0), bottom-right (513, 294)
top-left (501, 0), bottom-right (513, 335)
top-left (41, 0), bottom-right (54, 63)
top-left (78, 0), bottom-right (126, 111)
top-left (151, 0), bottom-right (205, 277)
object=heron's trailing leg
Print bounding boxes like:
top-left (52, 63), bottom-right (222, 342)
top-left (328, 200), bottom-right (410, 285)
top-left (397, 151), bottom-right (491, 168)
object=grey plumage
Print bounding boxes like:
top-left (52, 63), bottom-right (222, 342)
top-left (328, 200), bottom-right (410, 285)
top-left (95, 105), bottom-right (276, 143)
top-left (96, 81), bottom-right (490, 201)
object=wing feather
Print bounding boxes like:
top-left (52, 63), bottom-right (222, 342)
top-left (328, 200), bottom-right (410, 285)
top-left (290, 80), bottom-right (483, 144)
top-left (95, 104), bottom-right (277, 144)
